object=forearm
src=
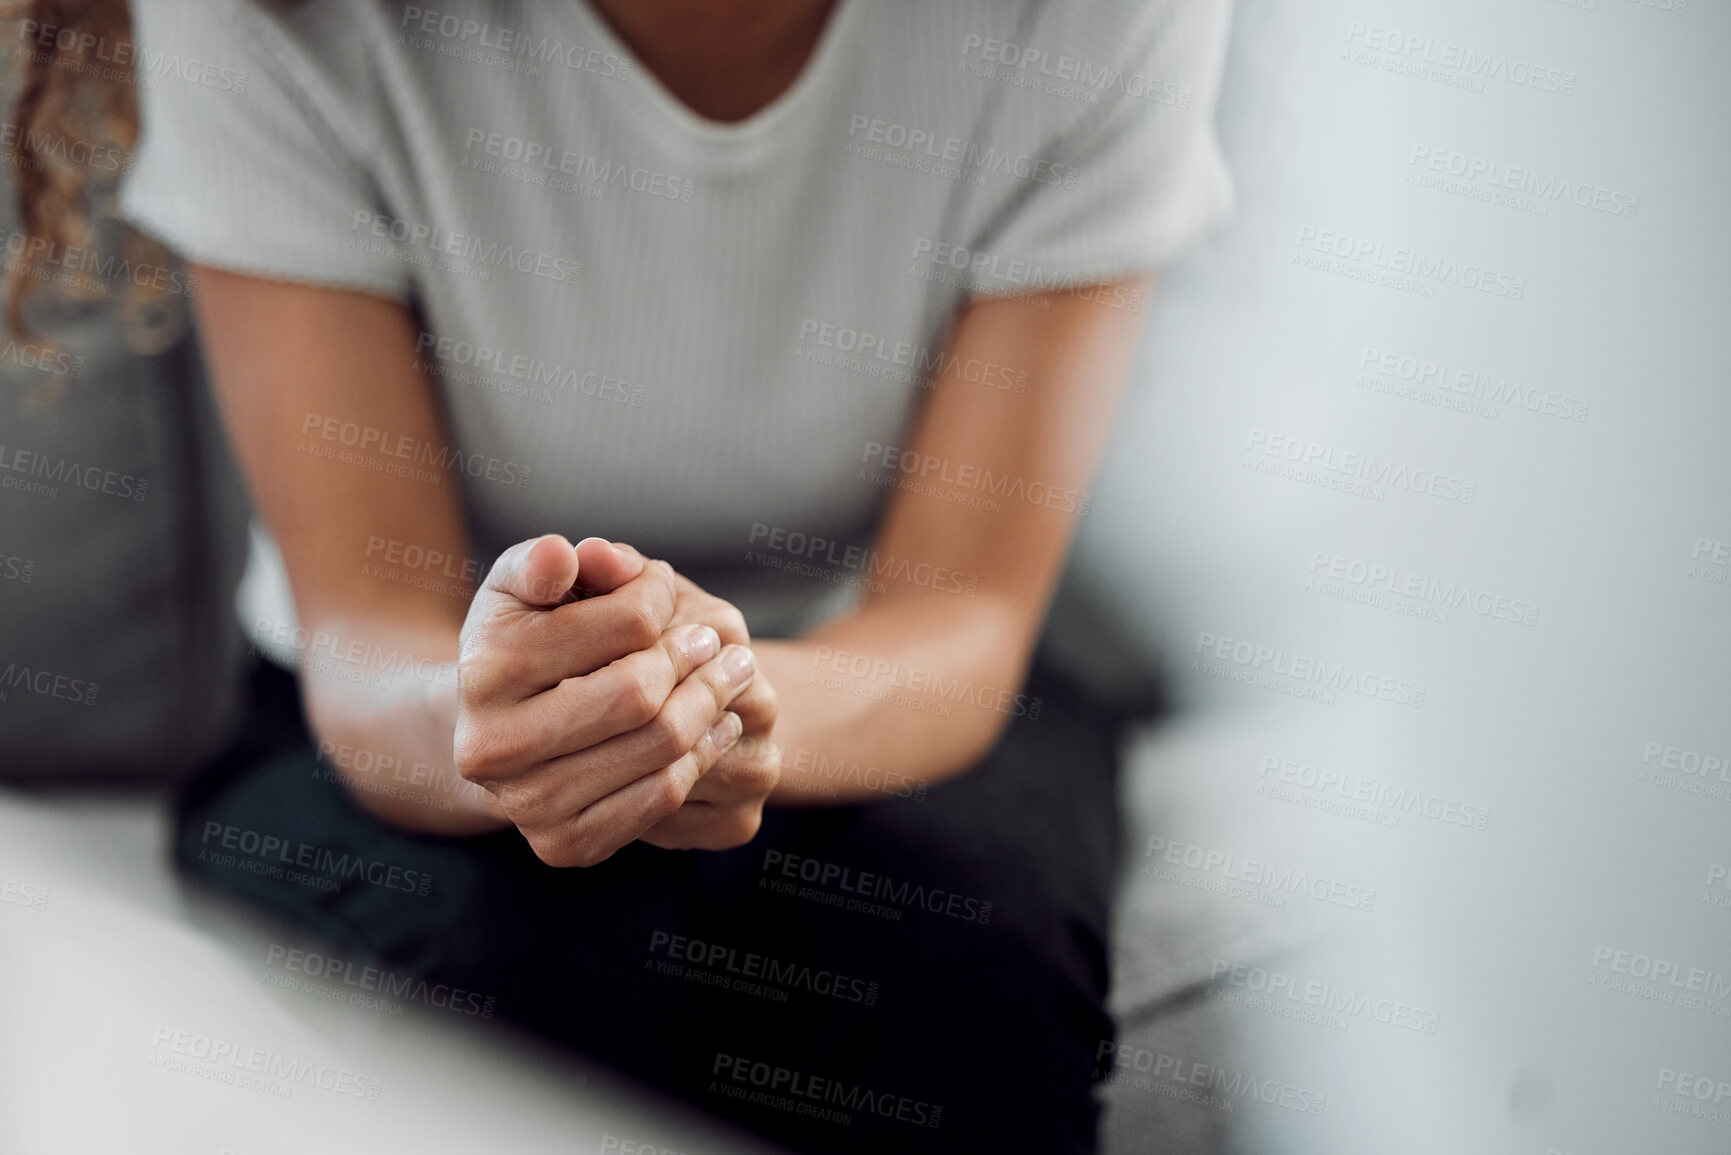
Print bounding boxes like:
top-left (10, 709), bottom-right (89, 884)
top-left (757, 595), bottom-right (1033, 806)
top-left (293, 612), bottom-right (512, 836)
top-left (751, 284), bottom-right (1148, 807)
top-left (190, 270), bottom-right (508, 836)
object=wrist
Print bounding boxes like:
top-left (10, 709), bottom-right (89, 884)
top-left (335, 764), bottom-right (514, 836)
top-left (296, 616), bottom-right (500, 835)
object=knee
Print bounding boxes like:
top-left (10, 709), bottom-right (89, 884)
top-left (755, 821), bottom-right (1112, 1046)
top-left (793, 790), bottom-right (1116, 1006)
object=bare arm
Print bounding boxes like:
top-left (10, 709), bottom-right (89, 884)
top-left (193, 266), bottom-right (1148, 847)
top-left (760, 280), bottom-right (1151, 804)
top-left (193, 269), bottom-right (505, 834)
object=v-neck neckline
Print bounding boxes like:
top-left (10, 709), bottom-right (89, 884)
top-left (573, 0), bottom-right (859, 147)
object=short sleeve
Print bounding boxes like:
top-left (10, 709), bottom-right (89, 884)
top-left (120, 0), bottom-right (410, 299)
top-left (962, 0), bottom-right (1235, 297)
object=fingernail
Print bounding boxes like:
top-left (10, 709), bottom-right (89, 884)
top-left (578, 536), bottom-right (627, 562)
top-left (682, 625), bottom-right (721, 665)
top-left (707, 711), bottom-right (743, 751)
top-left (720, 644), bottom-right (756, 683)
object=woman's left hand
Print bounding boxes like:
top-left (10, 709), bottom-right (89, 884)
top-left (574, 539), bottom-right (782, 849)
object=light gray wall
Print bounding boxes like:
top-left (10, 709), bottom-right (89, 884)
top-left (1075, 0), bottom-right (1731, 1150)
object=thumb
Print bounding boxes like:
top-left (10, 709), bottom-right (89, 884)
top-left (478, 534), bottom-right (581, 612)
top-left (572, 537), bottom-right (649, 596)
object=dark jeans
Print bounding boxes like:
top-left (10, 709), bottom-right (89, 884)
top-left (176, 657), bottom-right (1125, 1154)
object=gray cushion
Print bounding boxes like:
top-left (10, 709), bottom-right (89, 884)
top-left (0, 175), bottom-right (250, 780)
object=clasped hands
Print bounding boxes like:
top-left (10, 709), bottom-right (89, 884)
top-left (454, 535), bottom-right (780, 867)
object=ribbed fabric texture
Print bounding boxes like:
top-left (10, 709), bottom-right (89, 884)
top-left (122, 0), bottom-right (1234, 637)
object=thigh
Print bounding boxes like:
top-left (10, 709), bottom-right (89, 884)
top-left (173, 665), bottom-right (708, 1088)
top-left (681, 656), bottom-right (1126, 1154)
top-left (178, 659), bottom-right (1124, 1154)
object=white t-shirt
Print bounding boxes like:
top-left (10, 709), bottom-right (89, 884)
top-left (123, 0), bottom-right (1233, 637)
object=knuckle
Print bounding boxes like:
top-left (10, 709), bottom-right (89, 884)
top-left (572, 841), bottom-right (613, 869)
top-left (635, 826), bottom-right (680, 852)
top-left (530, 830), bottom-right (607, 870)
top-left (455, 649), bottom-right (508, 700)
top-left (655, 566), bottom-right (681, 613)
top-left (452, 725), bottom-right (513, 783)
top-left (725, 807), bottom-right (764, 846)
top-left (523, 830), bottom-right (565, 867)
top-left (745, 679), bottom-right (779, 723)
top-left (647, 771), bottom-right (688, 821)
top-left (611, 665), bottom-right (664, 729)
top-left (716, 605), bottom-right (749, 645)
top-left (450, 729), bottom-right (481, 780)
top-left (492, 780), bottom-right (537, 815)
top-left (619, 595), bottom-right (663, 651)
top-left (644, 713), bottom-right (694, 765)
top-left (709, 727), bottom-right (741, 765)
top-left (703, 662), bottom-right (738, 708)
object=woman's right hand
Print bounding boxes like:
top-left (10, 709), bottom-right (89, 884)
top-left (453, 534), bottom-right (760, 867)
top-left (186, 271), bottom-right (773, 846)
